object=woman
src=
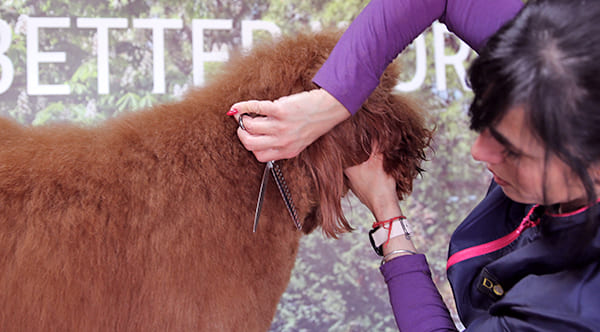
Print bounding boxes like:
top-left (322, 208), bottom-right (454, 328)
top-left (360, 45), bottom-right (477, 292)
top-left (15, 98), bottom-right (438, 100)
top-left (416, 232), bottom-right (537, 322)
top-left (237, 0), bottom-right (600, 330)
top-left (352, 0), bottom-right (600, 330)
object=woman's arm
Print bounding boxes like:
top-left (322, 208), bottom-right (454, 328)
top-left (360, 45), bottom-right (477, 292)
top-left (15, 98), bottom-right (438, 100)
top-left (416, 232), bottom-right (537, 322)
top-left (381, 255), bottom-right (457, 331)
top-left (344, 153), bottom-right (456, 331)
top-left (314, 0), bottom-right (524, 114)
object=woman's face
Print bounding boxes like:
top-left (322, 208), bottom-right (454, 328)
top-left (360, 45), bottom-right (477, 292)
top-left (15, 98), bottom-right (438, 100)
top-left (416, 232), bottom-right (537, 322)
top-left (471, 106), bottom-right (594, 211)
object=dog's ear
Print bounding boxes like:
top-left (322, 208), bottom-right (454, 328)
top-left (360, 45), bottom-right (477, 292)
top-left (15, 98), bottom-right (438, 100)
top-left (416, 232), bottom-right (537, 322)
top-left (297, 133), bottom-right (355, 238)
top-left (375, 94), bottom-right (432, 198)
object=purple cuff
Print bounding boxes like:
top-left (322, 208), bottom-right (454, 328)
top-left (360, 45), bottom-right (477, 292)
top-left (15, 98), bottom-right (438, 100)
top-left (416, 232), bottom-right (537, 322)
top-left (380, 254), bottom-right (457, 331)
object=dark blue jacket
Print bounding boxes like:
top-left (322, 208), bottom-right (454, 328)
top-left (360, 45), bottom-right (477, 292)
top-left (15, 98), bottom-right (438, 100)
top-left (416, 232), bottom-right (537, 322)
top-left (447, 182), bottom-right (600, 331)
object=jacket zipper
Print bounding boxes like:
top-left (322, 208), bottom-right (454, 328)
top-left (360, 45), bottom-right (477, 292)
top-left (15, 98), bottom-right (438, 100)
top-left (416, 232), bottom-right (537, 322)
top-left (446, 204), bottom-right (542, 270)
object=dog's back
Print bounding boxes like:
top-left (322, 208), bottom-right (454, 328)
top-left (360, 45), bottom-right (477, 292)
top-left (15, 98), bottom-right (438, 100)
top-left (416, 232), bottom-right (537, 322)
top-left (0, 113), bottom-right (300, 330)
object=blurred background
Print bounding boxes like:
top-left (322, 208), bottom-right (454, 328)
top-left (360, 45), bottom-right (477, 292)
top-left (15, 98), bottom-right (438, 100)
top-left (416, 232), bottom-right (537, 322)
top-left (0, 1), bottom-right (492, 330)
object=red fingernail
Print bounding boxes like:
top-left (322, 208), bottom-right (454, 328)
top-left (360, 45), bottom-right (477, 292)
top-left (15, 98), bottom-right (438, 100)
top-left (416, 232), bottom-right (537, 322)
top-left (227, 108), bottom-right (238, 116)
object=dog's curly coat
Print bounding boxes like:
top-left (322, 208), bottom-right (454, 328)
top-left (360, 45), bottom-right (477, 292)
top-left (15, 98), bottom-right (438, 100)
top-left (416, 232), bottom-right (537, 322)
top-left (0, 31), bottom-right (431, 331)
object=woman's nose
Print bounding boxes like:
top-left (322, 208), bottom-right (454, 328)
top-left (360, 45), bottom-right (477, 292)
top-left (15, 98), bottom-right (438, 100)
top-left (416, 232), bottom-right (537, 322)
top-left (471, 129), bottom-right (504, 165)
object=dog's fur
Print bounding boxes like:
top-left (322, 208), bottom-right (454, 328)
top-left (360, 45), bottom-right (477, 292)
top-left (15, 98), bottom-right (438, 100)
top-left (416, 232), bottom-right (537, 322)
top-left (0, 31), bottom-right (431, 331)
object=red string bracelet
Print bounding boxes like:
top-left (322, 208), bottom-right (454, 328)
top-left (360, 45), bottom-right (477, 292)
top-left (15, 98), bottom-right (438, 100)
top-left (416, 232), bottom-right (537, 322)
top-left (372, 216), bottom-right (407, 248)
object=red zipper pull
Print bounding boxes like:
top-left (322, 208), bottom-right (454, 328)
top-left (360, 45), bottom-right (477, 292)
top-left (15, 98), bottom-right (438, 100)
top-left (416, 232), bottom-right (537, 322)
top-left (518, 205), bottom-right (545, 234)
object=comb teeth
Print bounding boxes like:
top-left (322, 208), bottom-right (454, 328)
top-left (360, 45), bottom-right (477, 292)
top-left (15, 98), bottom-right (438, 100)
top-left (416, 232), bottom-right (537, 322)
top-left (271, 162), bottom-right (301, 229)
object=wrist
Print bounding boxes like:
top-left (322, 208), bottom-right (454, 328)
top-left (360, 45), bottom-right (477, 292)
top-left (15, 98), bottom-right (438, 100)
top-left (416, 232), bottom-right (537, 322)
top-left (371, 202), bottom-right (403, 222)
top-left (382, 235), bottom-right (417, 255)
top-left (315, 88), bottom-right (351, 124)
top-left (318, 88), bottom-right (348, 110)
top-left (381, 235), bottom-right (418, 263)
top-left (369, 216), bottom-right (416, 256)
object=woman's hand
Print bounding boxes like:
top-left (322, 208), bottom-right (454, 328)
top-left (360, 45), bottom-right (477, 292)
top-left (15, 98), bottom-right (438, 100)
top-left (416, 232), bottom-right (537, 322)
top-left (228, 89), bottom-right (350, 162)
top-left (344, 152), bottom-right (403, 221)
top-left (345, 151), bottom-right (417, 257)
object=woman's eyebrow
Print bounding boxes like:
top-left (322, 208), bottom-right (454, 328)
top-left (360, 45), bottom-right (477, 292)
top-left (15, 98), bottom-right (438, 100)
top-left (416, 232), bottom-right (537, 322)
top-left (488, 126), bottom-right (520, 153)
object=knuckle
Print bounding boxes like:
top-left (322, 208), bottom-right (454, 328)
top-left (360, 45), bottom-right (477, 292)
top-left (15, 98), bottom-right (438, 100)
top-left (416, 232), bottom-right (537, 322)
top-left (248, 100), bottom-right (264, 115)
top-left (255, 153), bottom-right (270, 163)
top-left (237, 130), bottom-right (254, 149)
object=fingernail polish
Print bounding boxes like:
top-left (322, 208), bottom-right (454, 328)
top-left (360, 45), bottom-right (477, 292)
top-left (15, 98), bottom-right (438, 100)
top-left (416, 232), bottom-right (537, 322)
top-left (227, 108), bottom-right (238, 116)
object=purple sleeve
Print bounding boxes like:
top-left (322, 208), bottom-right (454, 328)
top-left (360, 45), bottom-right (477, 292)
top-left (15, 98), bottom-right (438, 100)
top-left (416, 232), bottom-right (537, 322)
top-left (380, 254), bottom-right (457, 331)
top-left (313, 0), bottom-right (524, 115)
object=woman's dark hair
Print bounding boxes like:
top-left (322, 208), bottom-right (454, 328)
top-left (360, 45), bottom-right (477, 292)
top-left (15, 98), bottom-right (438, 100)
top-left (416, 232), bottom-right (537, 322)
top-left (468, 0), bottom-right (600, 206)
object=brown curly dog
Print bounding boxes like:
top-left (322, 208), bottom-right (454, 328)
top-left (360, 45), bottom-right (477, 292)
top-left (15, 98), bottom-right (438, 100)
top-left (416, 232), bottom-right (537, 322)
top-left (0, 31), bottom-right (432, 331)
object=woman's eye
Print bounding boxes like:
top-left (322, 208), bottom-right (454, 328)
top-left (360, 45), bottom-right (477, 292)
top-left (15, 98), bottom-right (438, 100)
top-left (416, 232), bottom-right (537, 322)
top-left (503, 148), bottom-right (521, 159)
